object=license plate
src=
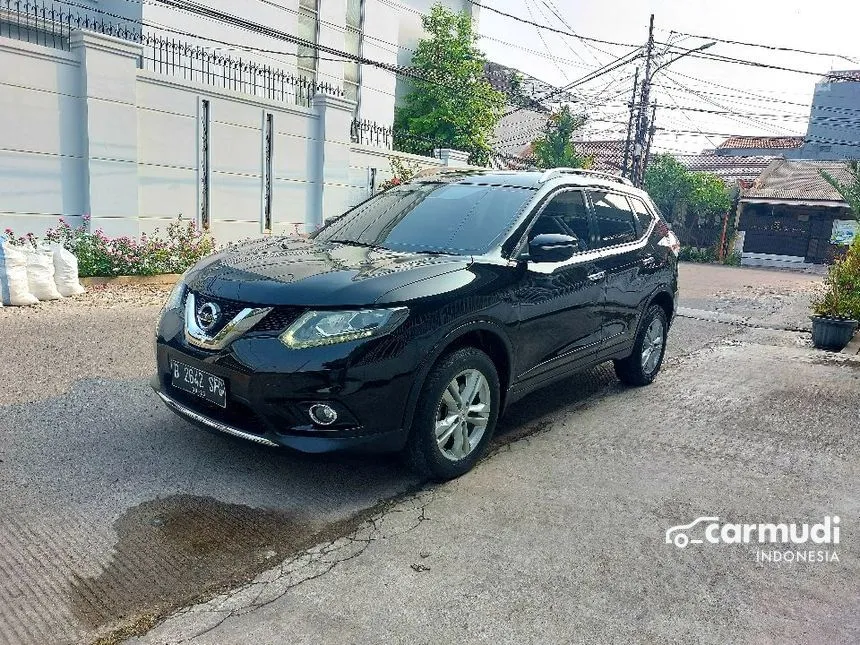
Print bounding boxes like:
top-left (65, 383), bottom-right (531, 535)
top-left (170, 360), bottom-right (227, 408)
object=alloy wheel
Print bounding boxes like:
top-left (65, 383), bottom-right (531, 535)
top-left (640, 317), bottom-right (665, 374)
top-left (435, 369), bottom-right (491, 461)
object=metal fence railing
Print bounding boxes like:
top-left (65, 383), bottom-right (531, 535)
top-left (0, 0), bottom-right (343, 107)
top-left (350, 119), bottom-right (537, 168)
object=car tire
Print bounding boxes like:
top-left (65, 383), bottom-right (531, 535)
top-left (614, 304), bottom-right (668, 386)
top-left (405, 347), bottom-right (501, 481)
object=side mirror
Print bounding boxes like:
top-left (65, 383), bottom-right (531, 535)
top-left (528, 233), bottom-right (578, 263)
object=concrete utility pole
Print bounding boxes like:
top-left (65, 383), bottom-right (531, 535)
top-left (630, 14), bottom-right (654, 187)
top-left (627, 15), bottom-right (716, 186)
top-left (621, 66), bottom-right (639, 179)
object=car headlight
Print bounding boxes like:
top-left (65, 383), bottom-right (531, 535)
top-left (280, 307), bottom-right (408, 349)
top-left (163, 280), bottom-right (187, 312)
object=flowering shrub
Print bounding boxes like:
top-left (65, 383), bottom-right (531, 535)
top-left (377, 157), bottom-right (427, 192)
top-left (3, 216), bottom-right (215, 277)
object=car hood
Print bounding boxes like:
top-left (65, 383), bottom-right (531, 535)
top-left (184, 236), bottom-right (473, 306)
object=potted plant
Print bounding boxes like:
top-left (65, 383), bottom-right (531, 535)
top-left (811, 236), bottom-right (860, 350)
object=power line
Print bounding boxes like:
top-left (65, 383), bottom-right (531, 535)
top-left (650, 83), bottom-right (812, 112)
top-left (662, 73), bottom-right (796, 136)
top-left (523, 0), bottom-right (569, 81)
top-left (539, 0), bottom-right (613, 61)
top-left (658, 43), bottom-right (858, 80)
top-left (660, 88), bottom-right (719, 148)
top-left (477, 34), bottom-right (593, 70)
top-left (503, 46), bottom-right (643, 117)
top-left (659, 28), bottom-right (860, 63)
top-left (465, 0), bottom-right (641, 49)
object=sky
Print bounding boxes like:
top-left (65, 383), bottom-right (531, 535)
top-left (475, 0), bottom-right (860, 155)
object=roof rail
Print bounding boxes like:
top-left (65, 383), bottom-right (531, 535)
top-left (537, 168), bottom-right (633, 186)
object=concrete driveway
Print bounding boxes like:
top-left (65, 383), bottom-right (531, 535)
top-left (0, 264), bottom-right (856, 645)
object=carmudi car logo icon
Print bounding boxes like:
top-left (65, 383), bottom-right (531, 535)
top-left (665, 515), bottom-right (841, 563)
top-left (665, 516), bottom-right (720, 548)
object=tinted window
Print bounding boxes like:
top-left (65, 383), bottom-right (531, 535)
top-left (529, 190), bottom-right (590, 251)
top-left (591, 192), bottom-right (639, 247)
top-left (629, 197), bottom-right (655, 232)
top-left (315, 183), bottom-right (535, 255)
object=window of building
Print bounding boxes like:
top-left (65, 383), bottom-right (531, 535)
top-left (297, 0), bottom-right (319, 83)
top-left (344, 0), bottom-right (364, 112)
top-left (590, 192), bottom-right (639, 247)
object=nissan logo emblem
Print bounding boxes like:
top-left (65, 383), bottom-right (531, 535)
top-left (196, 301), bottom-right (222, 332)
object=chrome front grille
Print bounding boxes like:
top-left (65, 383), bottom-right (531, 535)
top-left (186, 292), bottom-right (303, 338)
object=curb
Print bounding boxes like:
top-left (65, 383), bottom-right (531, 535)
top-left (676, 307), bottom-right (812, 333)
top-left (81, 274), bottom-right (182, 287)
top-left (839, 331), bottom-right (860, 356)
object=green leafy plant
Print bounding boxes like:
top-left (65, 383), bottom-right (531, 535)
top-left (820, 161), bottom-right (860, 220)
top-left (393, 3), bottom-right (505, 166)
top-left (678, 246), bottom-right (718, 263)
top-left (3, 215), bottom-right (215, 277)
top-left (530, 105), bottom-right (593, 170)
top-left (812, 235), bottom-right (860, 320)
top-left (645, 154), bottom-right (732, 246)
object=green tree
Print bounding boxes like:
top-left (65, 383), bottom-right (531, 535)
top-left (393, 4), bottom-right (505, 166)
top-left (821, 161), bottom-right (860, 220)
top-left (530, 105), bottom-right (593, 170)
top-left (644, 154), bottom-right (732, 248)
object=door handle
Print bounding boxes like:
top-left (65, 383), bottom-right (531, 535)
top-left (587, 271), bottom-right (605, 282)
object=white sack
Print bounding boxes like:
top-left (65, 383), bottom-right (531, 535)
top-left (25, 246), bottom-right (62, 300)
top-left (51, 244), bottom-right (85, 296)
top-left (0, 241), bottom-right (38, 306)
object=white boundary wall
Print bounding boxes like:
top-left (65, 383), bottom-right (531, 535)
top-left (0, 30), bottom-right (468, 243)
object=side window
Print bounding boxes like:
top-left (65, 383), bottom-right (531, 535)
top-left (629, 197), bottom-right (655, 232)
top-left (528, 190), bottom-right (590, 251)
top-left (590, 191), bottom-right (639, 248)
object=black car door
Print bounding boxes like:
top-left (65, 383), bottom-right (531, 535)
top-left (510, 189), bottom-right (606, 386)
top-left (588, 190), bottom-right (652, 351)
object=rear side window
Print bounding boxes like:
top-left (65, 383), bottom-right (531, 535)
top-left (628, 197), bottom-right (655, 232)
top-left (590, 192), bottom-right (639, 247)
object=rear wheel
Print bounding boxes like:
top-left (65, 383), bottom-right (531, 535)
top-left (614, 305), bottom-right (668, 386)
top-left (406, 347), bottom-right (500, 480)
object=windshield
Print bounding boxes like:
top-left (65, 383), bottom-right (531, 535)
top-left (314, 182), bottom-right (536, 255)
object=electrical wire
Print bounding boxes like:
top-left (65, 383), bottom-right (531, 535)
top-left (464, 0), bottom-right (641, 49)
top-left (658, 28), bottom-right (860, 64)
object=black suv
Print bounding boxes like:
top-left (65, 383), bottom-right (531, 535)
top-left (153, 168), bottom-right (679, 479)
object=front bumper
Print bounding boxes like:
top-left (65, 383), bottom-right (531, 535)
top-left (152, 308), bottom-right (419, 454)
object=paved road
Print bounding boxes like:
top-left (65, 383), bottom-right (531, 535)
top-left (0, 264), bottom-right (849, 645)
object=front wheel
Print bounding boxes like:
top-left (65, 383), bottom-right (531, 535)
top-left (405, 347), bottom-right (500, 480)
top-left (614, 305), bottom-right (668, 386)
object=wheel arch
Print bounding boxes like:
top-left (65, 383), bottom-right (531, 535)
top-left (649, 289), bottom-right (675, 327)
top-left (400, 320), bottom-right (515, 436)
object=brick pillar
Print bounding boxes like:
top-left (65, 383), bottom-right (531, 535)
top-left (71, 30), bottom-right (142, 237)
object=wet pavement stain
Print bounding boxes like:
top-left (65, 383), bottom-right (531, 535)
top-left (69, 495), bottom-right (323, 642)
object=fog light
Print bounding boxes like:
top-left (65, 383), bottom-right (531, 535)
top-left (308, 403), bottom-right (338, 426)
